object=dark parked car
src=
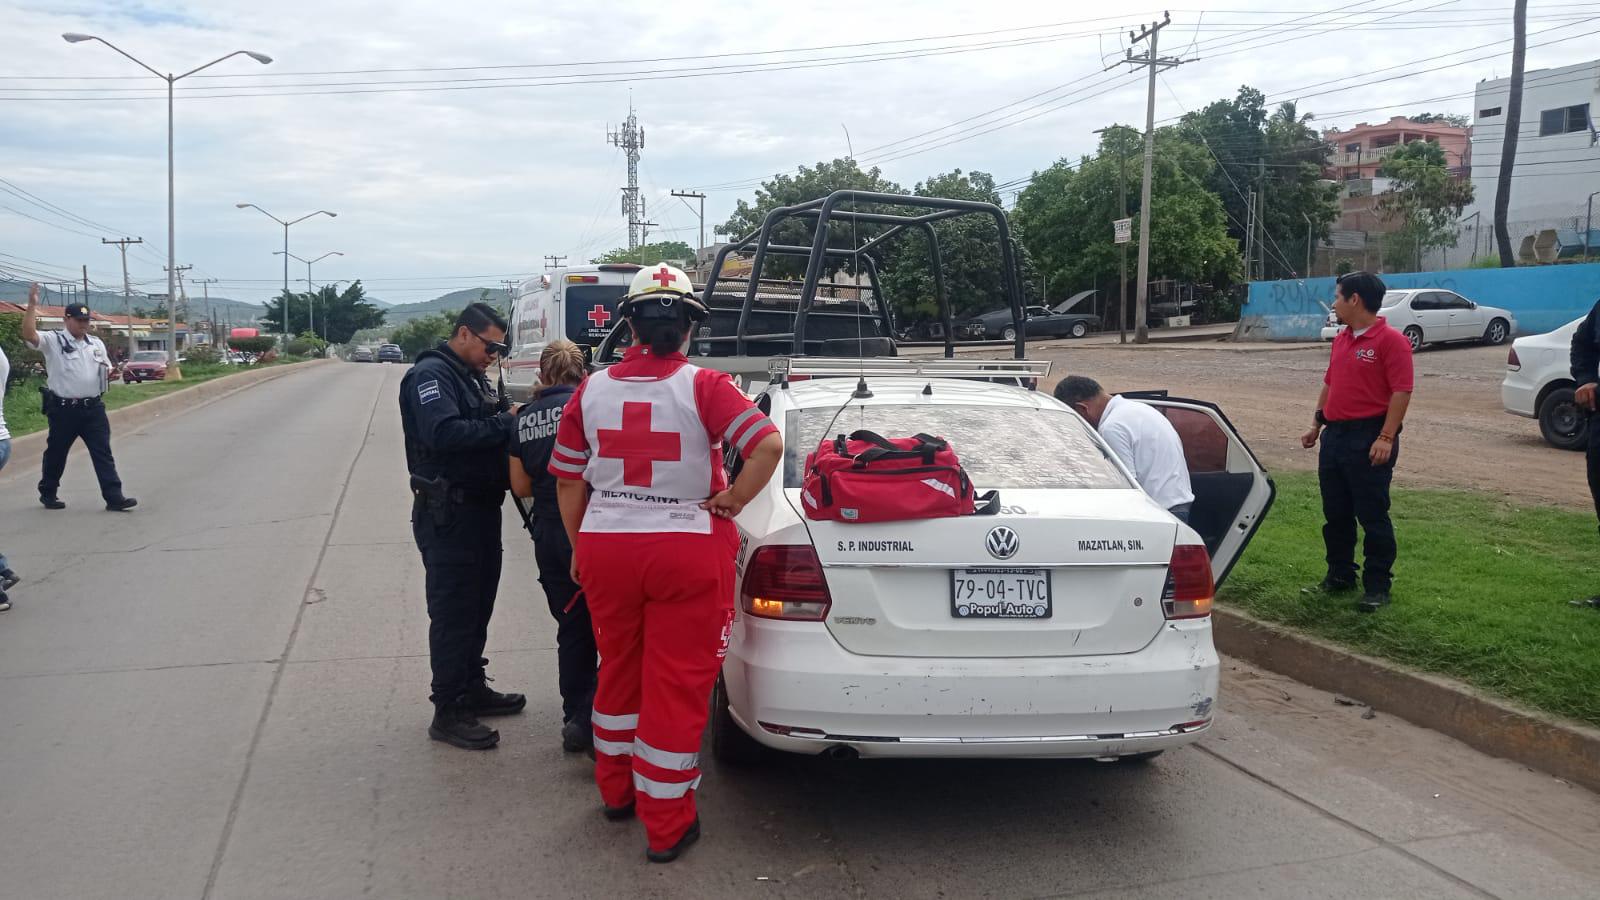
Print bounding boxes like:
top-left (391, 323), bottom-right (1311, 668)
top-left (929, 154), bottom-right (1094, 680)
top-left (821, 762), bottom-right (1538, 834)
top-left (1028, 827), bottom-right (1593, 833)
top-left (377, 344), bottom-right (404, 363)
top-left (964, 305), bottom-right (1101, 342)
top-left (349, 347), bottom-right (374, 363)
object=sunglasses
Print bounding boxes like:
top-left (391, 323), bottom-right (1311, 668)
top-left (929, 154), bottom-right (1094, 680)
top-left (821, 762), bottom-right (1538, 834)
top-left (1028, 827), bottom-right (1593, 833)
top-left (470, 330), bottom-right (509, 357)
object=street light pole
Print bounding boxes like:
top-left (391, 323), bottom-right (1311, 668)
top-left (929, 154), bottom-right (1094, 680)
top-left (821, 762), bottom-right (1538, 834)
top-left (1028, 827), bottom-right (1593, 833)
top-left (237, 204), bottom-right (337, 339)
top-left (64, 34), bottom-right (271, 378)
top-left (274, 250), bottom-right (343, 339)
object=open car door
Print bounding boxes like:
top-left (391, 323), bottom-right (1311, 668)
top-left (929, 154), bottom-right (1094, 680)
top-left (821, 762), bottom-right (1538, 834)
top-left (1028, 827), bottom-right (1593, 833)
top-left (1126, 394), bottom-right (1275, 588)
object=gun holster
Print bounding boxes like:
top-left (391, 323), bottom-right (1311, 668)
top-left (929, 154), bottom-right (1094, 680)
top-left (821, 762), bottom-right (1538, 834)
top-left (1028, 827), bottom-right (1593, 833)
top-left (410, 474), bottom-right (454, 527)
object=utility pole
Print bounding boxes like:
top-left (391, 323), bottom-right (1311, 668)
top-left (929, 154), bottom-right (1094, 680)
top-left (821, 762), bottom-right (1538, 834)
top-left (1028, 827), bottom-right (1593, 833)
top-left (1120, 13), bottom-right (1182, 344)
top-left (195, 277), bottom-right (218, 348)
top-left (543, 255), bottom-right (567, 271)
top-left (607, 104), bottom-right (645, 252)
top-left (634, 194), bottom-right (658, 262)
top-left (1244, 190), bottom-right (1256, 283)
top-left (165, 264), bottom-right (191, 354)
top-left (671, 189), bottom-right (707, 260)
top-left (1257, 158), bottom-right (1267, 281)
top-left (499, 279), bottom-right (520, 319)
top-left (102, 238), bottom-right (142, 359)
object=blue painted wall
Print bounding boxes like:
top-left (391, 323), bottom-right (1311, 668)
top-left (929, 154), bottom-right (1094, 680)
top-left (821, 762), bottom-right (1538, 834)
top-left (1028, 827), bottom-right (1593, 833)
top-left (1243, 262), bottom-right (1600, 340)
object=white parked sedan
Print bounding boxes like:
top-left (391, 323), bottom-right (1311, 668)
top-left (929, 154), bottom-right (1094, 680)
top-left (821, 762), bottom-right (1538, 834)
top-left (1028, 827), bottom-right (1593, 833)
top-left (1319, 289), bottom-right (1516, 351)
top-left (710, 358), bottom-right (1274, 765)
top-left (1502, 316), bottom-right (1590, 450)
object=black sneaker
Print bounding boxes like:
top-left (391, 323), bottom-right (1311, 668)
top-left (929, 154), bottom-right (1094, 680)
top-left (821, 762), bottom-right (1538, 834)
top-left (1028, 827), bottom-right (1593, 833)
top-left (105, 497), bottom-right (138, 512)
top-left (1303, 577), bottom-right (1357, 596)
top-left (602, 802), bottom-right (636, 822)
top-left (0, 569), bottom-right (18, 592)
top-left (461, 681), bottom-right (526, 717)
top-left (646, 818), bottom-right (701, 864)
top-left (1358, 591), bottom-right (1391, 613)
top-left (428, 704), bottom-right (500, 750)
top-left (561, 719), bottom-right (594, 754)
top-left (0, 591), bottom-right (10, 613)
top-left (40, 496), bottom-right (65, 510)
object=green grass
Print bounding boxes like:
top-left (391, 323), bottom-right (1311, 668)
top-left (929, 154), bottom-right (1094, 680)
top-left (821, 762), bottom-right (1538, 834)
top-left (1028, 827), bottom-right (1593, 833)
top-left (3, 359), bottom-right (303, 439)
top-left (1221, 472), bottom-right (1600, 727)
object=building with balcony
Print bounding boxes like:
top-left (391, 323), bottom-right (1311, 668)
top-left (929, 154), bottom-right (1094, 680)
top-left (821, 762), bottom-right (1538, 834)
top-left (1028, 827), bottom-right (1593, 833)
top-left (1323, 116), bottom-right (1471, 182)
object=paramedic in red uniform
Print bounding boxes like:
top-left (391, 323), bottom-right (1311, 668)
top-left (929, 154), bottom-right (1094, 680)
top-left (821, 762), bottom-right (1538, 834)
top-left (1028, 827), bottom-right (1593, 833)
top-left (1301, 271), bottom-right (1413, 613)
top-left (551, 263), bottom-right (782, 863)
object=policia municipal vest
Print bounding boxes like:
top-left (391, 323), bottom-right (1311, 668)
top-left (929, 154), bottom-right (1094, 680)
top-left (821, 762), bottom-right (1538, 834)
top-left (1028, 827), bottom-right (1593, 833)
top-left (399, 345), bottom-right (510, 495)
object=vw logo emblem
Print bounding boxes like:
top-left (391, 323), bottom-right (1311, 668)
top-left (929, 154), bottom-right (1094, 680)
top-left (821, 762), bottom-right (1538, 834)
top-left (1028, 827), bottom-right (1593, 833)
top-left (986, 526), bottom-right (1019, 560)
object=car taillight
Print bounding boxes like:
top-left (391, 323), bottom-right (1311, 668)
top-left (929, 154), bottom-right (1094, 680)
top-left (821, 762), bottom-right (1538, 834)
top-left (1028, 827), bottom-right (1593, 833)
top-left (1506, 347), bottom-right (1521, 371)
top-left (741, 545), bottom-right (832, 621)
top-left (1162, 545), bottom-right (1214, 620)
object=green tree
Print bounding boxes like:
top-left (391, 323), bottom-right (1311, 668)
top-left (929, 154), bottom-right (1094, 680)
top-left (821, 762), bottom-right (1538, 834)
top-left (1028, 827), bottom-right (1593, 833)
top-left (262, 281), bottom-right (385, 343)
top-left (1178, 88), bottom-right (1339, 278)
top-left (876, 169), bottom-right (1033, 322)
top-left (1409, 112), bottom-right (1470, 128)
top-left (1014, 127), bottom-right (1240, 306)
top-left (390, 310), bottom-right (459, 361)
top-left (595, 242), bottom-right (695, 266)
top-left (1377, 140), bottom-right (1476, 271)
top-left (721, 158), bottom-right (904, 279)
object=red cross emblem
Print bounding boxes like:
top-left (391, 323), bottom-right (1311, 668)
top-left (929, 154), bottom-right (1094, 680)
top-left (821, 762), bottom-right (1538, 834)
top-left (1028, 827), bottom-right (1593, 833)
top-left (587, 304), bottom-right (612, 329)
top-left (652, 266), bottom-right (676, 288)
top-left (597, 401), bottom-right (682, 487)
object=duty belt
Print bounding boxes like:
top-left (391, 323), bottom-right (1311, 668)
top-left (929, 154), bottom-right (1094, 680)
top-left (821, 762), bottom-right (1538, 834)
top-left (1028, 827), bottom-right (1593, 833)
top-left (44, 390), bottom-right (102, 409)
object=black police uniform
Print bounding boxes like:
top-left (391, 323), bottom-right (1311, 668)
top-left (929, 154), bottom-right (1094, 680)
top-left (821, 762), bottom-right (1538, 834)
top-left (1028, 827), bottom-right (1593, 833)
top-left (510, 383), bottom-right (598, 746)
top-left (1573, 298), bottom-right (1600, 531)
top-left (399, 343), bottom-right (522, 744)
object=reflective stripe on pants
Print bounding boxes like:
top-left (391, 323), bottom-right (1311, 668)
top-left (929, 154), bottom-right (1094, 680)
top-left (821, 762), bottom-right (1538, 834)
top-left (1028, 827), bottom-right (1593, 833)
top-left (579, 524), bottom-right (737, 852)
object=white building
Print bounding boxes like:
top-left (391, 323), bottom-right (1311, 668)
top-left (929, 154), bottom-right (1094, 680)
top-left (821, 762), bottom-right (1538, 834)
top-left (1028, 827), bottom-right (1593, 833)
top-left (1462, 58), bottom-right (1600, 260)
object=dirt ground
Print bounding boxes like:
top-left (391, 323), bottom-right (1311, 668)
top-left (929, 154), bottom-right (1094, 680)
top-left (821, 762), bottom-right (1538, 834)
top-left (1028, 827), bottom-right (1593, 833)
top-left (1025, 339), bottom-right (1594, 512)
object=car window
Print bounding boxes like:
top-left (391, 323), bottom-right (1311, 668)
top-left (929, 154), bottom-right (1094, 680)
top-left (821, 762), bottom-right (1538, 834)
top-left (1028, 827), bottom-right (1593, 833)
top-left (1379, 292), bottom-right (1407, 310)
top-left (1410, 293), bottom-right (1439, 311)
top-left (1026, 306), bottom-right (1049, 317)
top-left (132, 351), bottom-right (165, 361)
top-left (782, 403), bottom-right (1131, 490)
top-left (1440, 293), bottom-right (1472, 310)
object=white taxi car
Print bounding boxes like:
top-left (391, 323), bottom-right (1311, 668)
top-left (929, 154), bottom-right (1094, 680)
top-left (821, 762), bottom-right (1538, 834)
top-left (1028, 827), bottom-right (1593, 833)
top-left (711, 358), bottom-right (1274, 764)
top-left (1320, 288), bottom-right (1516, 351)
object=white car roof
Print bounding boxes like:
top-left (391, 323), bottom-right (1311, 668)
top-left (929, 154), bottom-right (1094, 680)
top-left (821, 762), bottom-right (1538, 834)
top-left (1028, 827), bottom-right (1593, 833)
top-left (782, 376), bottom-right (1053, 411)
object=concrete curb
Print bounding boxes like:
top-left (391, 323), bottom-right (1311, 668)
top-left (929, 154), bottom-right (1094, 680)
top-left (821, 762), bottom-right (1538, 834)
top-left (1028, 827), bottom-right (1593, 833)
top-left (4, 359), bottom-right (334, 475)
top-left (1214, 606), bottom-right (1600, 794)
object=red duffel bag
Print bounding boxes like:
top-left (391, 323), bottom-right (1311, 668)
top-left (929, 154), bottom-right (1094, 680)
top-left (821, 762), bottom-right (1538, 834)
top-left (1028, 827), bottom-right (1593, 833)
top-left (801, 430), bottom-right (975, 523)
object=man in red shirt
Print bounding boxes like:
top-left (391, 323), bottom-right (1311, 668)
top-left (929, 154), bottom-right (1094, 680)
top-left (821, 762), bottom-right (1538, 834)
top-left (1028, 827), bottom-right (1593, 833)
top-left (1301, 271), bottom-right (1414, 611)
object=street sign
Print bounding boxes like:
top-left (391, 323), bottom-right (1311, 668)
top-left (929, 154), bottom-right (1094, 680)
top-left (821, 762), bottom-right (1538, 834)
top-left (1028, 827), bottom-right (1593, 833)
top-left (1114, 218), bottom-right (1133, 244)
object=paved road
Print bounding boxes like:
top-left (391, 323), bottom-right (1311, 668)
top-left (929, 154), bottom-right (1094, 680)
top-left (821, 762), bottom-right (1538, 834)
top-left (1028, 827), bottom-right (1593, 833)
top-left (1, 361), bottom-right (1597, 899)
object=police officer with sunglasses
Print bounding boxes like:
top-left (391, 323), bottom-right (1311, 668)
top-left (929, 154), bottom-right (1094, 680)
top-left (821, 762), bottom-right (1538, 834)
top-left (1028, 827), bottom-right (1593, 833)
top-left (399, 302), bottom-right (523, 749)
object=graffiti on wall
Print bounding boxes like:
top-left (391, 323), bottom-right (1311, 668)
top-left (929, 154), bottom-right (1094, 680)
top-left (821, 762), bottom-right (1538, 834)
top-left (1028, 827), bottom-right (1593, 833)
top-left (1245, 263), bottom-right (1600, 340)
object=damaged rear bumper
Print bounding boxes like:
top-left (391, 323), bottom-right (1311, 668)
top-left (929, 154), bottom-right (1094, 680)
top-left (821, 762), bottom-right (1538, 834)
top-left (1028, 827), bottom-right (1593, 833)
top-left (723, 618), bottom-right (1219, 759)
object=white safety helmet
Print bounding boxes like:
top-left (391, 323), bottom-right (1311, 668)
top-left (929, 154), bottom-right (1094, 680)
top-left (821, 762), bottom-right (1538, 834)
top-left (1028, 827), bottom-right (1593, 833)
top-left (622, 264), bottom-right (708, 320)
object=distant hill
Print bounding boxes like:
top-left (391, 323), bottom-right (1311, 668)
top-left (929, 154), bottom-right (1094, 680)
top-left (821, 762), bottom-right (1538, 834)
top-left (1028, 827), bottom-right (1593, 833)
top-left (0, 281), bottom-right (266, 324)
top-left (383, 288), bottom-right (510, 324)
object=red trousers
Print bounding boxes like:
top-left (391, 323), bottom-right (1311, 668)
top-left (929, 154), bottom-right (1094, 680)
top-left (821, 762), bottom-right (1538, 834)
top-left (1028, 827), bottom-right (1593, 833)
top-left (577, 524), bottom-right (737, 851)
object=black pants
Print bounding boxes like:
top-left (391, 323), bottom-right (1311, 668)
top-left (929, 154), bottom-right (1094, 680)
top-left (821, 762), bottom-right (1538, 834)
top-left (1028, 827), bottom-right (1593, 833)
top-left (1319, 418), bottom-right (1398, 594)
top-left (530, 518), bottom-right (597, 726)
top-left (413, 497), bottom-right (503, 706)
top-left (1588, 420), bottom-right (1600, 535)
top-left (38, 401), bottom-right (125, 503)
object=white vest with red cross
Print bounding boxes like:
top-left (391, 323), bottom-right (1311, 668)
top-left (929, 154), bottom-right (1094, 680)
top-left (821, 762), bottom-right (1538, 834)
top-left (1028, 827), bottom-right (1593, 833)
top-left (577, 364), bottom-right (717, 534)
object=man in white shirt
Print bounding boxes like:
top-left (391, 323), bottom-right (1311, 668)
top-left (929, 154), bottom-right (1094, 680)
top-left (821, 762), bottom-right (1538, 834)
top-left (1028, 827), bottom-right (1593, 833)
top-left (1054, 375), bottom-right (1195, 523)
top-left (0, 341), bottom-right (19, 610)
top-left (20, 284), bottom-right (137, 511)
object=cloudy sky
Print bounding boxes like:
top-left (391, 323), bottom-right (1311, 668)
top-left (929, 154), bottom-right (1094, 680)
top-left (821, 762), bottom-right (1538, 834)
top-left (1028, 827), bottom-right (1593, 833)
top-left (1, 0), bottom-right (1595, 305)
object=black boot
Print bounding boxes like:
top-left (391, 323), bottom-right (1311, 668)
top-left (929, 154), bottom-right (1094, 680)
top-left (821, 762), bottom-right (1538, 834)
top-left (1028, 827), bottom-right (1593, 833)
top-left (646, 818), bottom-right (701, 864)
top-left (105, 497), bottom-right (138, 512)
top-left (561, 719), bottom-right (594, 753)
top-left (429, 703), bottom-right (499, 750)
top-left (461, 681), bottom-right (527, 717)
top-left (39, 496), bottom-right (65, 510)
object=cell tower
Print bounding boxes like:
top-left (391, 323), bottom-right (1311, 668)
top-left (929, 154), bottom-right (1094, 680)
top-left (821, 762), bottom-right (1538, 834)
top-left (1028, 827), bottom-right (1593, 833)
top-left (607, 104), bottom-right (645, 252)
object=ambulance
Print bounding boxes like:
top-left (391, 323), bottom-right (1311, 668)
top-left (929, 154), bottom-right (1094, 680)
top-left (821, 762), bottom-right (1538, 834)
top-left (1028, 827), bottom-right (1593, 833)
top-left (502, 263), bottom-right (641, 401)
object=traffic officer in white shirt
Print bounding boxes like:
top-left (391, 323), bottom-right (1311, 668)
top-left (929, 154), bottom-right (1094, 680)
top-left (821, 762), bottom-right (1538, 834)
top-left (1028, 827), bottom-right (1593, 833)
top-left (20, 284), bottom-right (137, 512)
top-left (0, 341), bottom-right (19, 611)
top-left (1055, 375), bottom-right (1194, 523)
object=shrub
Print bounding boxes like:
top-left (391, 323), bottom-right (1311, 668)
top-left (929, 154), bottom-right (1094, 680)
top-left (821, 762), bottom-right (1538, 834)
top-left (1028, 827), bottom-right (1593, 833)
top-left (284, 339), bottom-right (318, 357)
top-left (229, 336), bottom-right (277, 356)
top-left (183, 344), bottom-right (221, 365)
